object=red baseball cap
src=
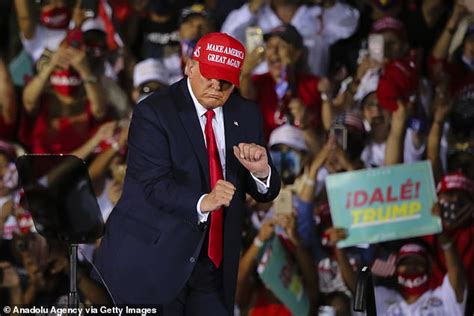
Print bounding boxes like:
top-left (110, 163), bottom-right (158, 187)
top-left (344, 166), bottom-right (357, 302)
top-left (191, 32), bottom-right (245, 87)
top-left (437, 172), bottom-right (474, 195)
top-left (371, 16), bottom-right (406, 40)
top-left (396, 243), bottom-right (429, 266)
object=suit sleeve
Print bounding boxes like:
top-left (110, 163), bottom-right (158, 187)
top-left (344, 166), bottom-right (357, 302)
top-left (244, 105), bottom-right (281, 202)
top-left (126, 101), bottom-right (202, 225)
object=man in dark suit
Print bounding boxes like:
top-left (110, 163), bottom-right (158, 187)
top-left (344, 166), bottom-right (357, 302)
top-left (93, 32), bottom-right (280, 315)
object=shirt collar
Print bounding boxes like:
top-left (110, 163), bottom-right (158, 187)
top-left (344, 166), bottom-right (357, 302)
top-left (186, 78), bottom-right (222, 119)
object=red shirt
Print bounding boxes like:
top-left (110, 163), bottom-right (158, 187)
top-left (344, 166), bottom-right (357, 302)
top-left (428, 55), bottom-right (474, 94)
top-left (0, 116), bottom-right (16, 141)
top-left (30, 98), bottom-right (103, 154)
top-left (249, 287), bottom-right (292, 316)
top-left (252, 72), bottom-right (321, 141)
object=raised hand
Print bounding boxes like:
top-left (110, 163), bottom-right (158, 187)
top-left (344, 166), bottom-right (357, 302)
top-left (94, 121), bottom-right (117, 142)
top-left (0, 261), bottom-right (20, 288)
top-left (275, 213), bottom-right (300, 246)
top-left (327, 227), bottom-right (348, 246)
top-left (257, 218), bottom-right (276, 242)
top-left (233, 143), bottom-right (269, 179)
top-left (242, 46), bottom-right (265, 75)
top-left (288, 98), bottom-right (307, 127)
top-left (433, 85), bottom-right (453, 124)
top-left (200, 180), bottom-right (236, 213)
top-left (50, 45), bottom-right (71, 70)
top-left (67, 47), bottom-right (92, 78)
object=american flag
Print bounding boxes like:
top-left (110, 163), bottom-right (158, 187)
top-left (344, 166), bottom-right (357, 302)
top-left (371, 253), bottom-right (397, 277)
top-left (98, 0), bottom-right (124, 50)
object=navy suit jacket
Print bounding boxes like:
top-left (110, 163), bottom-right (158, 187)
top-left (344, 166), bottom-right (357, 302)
top-left (93, 79), bottom-right (280, 311)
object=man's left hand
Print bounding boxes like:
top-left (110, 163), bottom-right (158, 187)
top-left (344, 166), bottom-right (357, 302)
top-left (233, 143), bottom-right (269, 179)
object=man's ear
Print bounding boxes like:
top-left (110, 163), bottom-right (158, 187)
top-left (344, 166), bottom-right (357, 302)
top-left (184, 59), bottom-right (194, 76)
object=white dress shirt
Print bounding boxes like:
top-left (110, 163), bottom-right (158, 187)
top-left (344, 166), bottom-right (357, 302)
top-left (186, 79), bottom-right (271, 223)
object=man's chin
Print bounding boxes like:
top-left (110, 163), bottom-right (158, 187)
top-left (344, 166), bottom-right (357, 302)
top-left (203, 97), bottom-right (225, 108)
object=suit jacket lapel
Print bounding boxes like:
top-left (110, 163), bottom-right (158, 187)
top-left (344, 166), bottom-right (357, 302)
top-left (175, 80), bottom-right (210, 186)
top-left (223, 94), bottom-right (240, 187)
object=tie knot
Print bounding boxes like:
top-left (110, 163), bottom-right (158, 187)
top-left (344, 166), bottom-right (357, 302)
top-left (205, 109), bottom-right (215, 121)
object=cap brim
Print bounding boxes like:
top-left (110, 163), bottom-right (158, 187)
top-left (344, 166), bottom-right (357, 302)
top-left (199, 61), bottom-right (240, 87)
top-left (396, 253), bottom-right (428, 266)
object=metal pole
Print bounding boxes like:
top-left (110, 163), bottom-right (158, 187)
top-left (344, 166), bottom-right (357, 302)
top-left (68, 244), bottom-right (79, 315)
top-left (353, 266), bottom-right (377, 316)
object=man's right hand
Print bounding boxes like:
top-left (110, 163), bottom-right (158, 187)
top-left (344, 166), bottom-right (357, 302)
top-left (200, 180), bottom-right (236, 213)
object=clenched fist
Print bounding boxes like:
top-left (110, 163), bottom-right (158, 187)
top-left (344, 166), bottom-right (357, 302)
top-left (233, 143), bottom-right (269, 179)
top-left (200, 180), bottom-right (236, 213)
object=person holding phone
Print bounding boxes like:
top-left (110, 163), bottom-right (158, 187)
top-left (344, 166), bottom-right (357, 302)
top-left (241, 24), bottom-right (323, 140)
top-left (325, 112), bottom-right (366, 174)
top-left (21, 29), bottom-right (109, 154)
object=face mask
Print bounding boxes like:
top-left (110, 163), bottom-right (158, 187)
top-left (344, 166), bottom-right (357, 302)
top-left (270, 149), bottom-right (302, 185)
top-left (39, 6), bottom-right (71, 29)
top-left (397, 271), bottom-right (429, 297)
top-left (50, 68), bottom-right (82, 97)
top-left (439, 198), bottom-right (472, 227)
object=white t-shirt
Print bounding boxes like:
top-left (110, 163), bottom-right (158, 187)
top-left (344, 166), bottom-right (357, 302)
top-left (318, 256), bottom-right (355, 296)
top-left (375, 275), bottom-right (466, 316)
top-left (361, 128), bottom-right (426, 168)
top-left (21, 25), bottom-right (67, 61)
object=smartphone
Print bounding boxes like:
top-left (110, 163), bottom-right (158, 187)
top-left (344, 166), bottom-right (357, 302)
top-left (245, 27), bottom-right (264, 53)
top-left (331, 123), bottom-right (347, 150)
top-left (81, 0), bottom-right (99, 18)
top-left (273, 188), bottom-right (293, 215)
top-left (368, 34), bottom-right (384, 63)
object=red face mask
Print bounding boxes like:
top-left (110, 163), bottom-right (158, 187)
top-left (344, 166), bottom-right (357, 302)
top-left (50, 68), bottom-right (82, 97)
top-left (39, 6), bottom-right (71, 29)
top-left (397, 271), bottom-right (430, 297)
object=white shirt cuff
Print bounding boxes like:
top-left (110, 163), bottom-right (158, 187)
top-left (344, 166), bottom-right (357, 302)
top-left (196, 194), bottom-right (210, 223)
top-left (251, 165), bottom-right (271, 194)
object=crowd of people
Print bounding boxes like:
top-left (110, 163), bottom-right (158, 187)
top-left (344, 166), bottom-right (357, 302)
top-left (0, 0), bottom-right (473, 315)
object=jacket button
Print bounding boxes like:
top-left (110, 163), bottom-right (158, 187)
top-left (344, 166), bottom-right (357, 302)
top-left (189, 257), bottom-right (195, 263)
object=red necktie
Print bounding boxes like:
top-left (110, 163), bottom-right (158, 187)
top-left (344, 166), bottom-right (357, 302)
top-left (205, 109), bottom-right (223, 268)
